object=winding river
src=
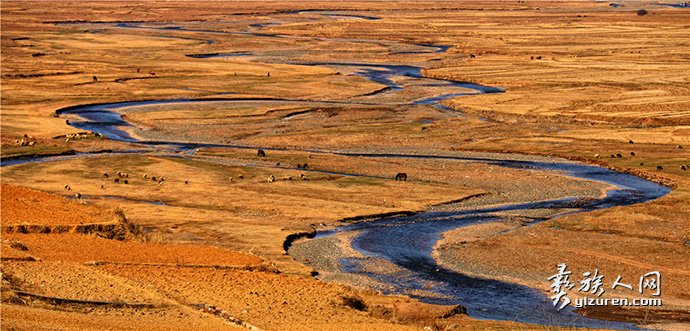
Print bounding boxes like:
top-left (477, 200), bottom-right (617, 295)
top-left (4, 11), bottom-right (672, 329)
top-left (310, 155), bottom-right (668, 329)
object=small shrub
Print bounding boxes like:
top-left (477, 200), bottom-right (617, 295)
top-left (9, 241), bottom-right (28, 251)
top-left (341, 295), bottom-right (367, 311)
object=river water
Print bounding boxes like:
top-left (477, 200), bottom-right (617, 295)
top-left (5, 11), bottom-right (672, 329)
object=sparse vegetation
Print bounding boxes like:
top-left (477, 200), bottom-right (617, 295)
top-left (1, 1), bottom-right (688, 330)
top-left (341, 294), bottom-right (368, 312)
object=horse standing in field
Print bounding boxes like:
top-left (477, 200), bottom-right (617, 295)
top-left (395, 173), bottom-right (407, 181)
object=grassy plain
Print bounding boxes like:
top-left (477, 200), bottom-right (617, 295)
top-left (1, 1), bottom-right (689, 330)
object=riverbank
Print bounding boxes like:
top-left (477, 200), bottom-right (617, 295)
top-left (2, 1), bottom-right (688, 330)
top-left (288, 153), bottom-right (669, 328)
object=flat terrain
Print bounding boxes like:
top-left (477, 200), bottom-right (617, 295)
top-left (1, 184), bottom-right (115, 226)
top-left (1, 1), bottom-right (689, 330)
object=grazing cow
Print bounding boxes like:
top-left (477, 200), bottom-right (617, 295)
top-left (297, 164), bottom-right (302, 169)
top-left (238, 175), bottom-right (244, 180)
top-left (610, 154), bottom-right (616, 158)
top-left (657, 165), bottom-right (664, 170)
top-left (114, 178), bottom-right (120, 183)
top-left (630, 152), bottom-right (635, 156)
top-left (64, 185), bottom-right (71, 191)
top-left (143, 174), bottom-right (148, 179)
top-left (149, 72), bottom-right (156, 77)
top-left (470, 54), bottom-right (476, 58)
top-left (594, 154), bottom-right (600, 158)
top-left (395, 173), bottom-right (408, 181)
top-left (678, 145), bottom-right (683, 149)
top-left (302, 163), bottom-right (308, 169)
top-left (75, 193), bottom-right (81, 199)
top-left (123, 179), bottom-right (129, 184)
top-left (92, 76), bottom-right (98, 83)
top-left (268, 175), bottom-right (275, 183)
top-left (682, 165), bottom-right (687, 171)
top-left (185, 180), bottom-right (189, 184)
top-left (282, 175), bottom-right (292, 181)
top-left (151, 176), bottom-right (156, 181)
top-left (276, 163), bottom-right (281, 167)
top-left (103, 172), bottom-right (109, 178)
top-left (616, 153), bottom-right (623, 158)
top-left (257, 149), bottom-right (266, 157)
top-left (629, 139), bottom-right (634, 144)
top-left (267, 72), bottom-right (271, 77)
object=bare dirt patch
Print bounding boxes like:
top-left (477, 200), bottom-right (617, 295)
top-left (0, 233), bottom-right (263, 267)
top-left (0, 304), bottom-right (244, 331)
top-left (0, 183), bottom-right (115, 226)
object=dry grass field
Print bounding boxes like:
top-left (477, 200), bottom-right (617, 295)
top-left (1, 1), bottom-right (689, 330)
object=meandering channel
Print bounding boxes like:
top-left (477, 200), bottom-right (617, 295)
top-left (306, 155), bottom-right (668, 329)
top-left (4, 11), bottom-right (672, 329)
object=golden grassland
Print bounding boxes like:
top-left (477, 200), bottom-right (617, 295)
top-left (1, 1), bottom-right (689, 330)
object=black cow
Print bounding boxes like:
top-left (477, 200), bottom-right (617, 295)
top-left (257, 149), bottom-right (266, 157)
top-left (395, 173), bottom-right (407, 181)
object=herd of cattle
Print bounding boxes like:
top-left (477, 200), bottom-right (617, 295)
top-left (63, 149), bottom-right (410, 200)
top-left (257, 149), bottom-right (408, 182)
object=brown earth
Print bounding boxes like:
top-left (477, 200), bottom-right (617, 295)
top-left (1, 305), bottom-right (247, 331)
top-left (0, 184), bottom-right (115, 226)
top-left (1, 1), bottom-right (689, 330)
top-left (0, 233), bottom-right (264, 266)
top-left (0, 194), bottom-right (479, 331)
top-left (0, 153), bottom-right (485, 273)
